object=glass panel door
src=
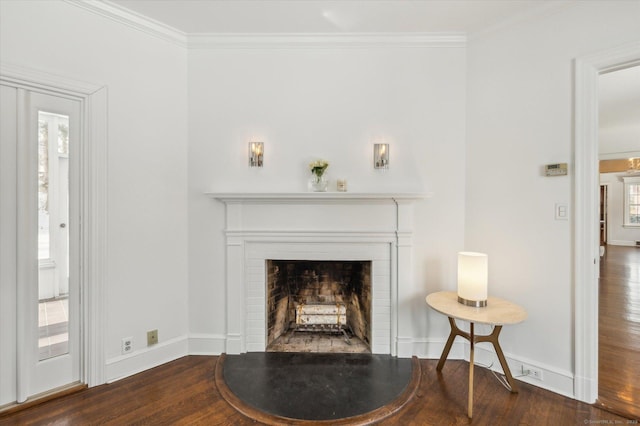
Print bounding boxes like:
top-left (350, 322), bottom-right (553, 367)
top-left (2, 84), bottom-right (85, 406)
top-left (37, 111), bottom-right (70, 361)
top-left (27, 92), bottom-right (80, 397)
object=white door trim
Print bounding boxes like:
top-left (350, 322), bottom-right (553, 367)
top-left (573, 41), bottom-right (640, 403)
top-left (1, 62), bottom-right (108, 389)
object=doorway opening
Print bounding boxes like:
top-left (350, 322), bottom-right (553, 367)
top-left (596, 64), bottom-right (640, 418)
top-left (573, 43), bottom-right (640, 404)
top-left (1, 64), bottom-right (107, 407)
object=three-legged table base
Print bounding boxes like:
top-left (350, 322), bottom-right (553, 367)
top-left (436, 316), bottom-right (518, 418)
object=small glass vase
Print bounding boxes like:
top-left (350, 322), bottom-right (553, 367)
top-left (308, 174), bottom-right (328, 192)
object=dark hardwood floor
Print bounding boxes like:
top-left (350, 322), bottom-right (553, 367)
top-left (1, 355), bottom-right (633, 425)
top-left (3, 251), bottom-right (638, 425)
top-left (598, 244), bottom-right (640, 419)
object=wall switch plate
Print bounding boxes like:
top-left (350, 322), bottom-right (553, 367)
top-left (555, 203), bottom-right (568, 220)
top-left (147, 329), bottom-right (158, 346)
top-left (122, 337), bottom-right (133, 354)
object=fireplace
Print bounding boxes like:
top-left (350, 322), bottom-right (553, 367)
top-left (266, 260), bottom-right (372, 353)
top-left (209, 192), bottom-right (425, 357)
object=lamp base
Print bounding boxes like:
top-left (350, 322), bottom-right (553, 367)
top-left (457, 296), bottom-right (487, 307)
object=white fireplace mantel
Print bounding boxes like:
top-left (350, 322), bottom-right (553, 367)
top-left (208, 191), bottom-right (430, 357)
top-left (206, 192), bottom-right (431, 202)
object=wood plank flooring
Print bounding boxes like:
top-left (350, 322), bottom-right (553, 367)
top-left (1, 356), bottom-right (633, 425)
top-left (598, 244), bottom-right (640, 419)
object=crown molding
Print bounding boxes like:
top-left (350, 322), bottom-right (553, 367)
top-left (188, 32), bottom-right (466, 49)
top-left (64, 1), bottom-right (465, 49)
top-left (0, 62), bottom-right (103, 96)
top-left (64, 0), bottom-right (188, 48)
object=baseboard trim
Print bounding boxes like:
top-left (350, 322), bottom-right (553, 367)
top-left (608, 240), bottom-right (639, 247)
top-left (103, 333), bottom-right (575, 399)
top-left (105, 335), bottom-right (188, 383)
top-left (188, 333), bottom-right (226, 355)
top-left (411, 338), bottom-right (574, 399)
top-left (410, 338), bottom-right (465, 360)
top-left (0, 383), bottom-right (86, 417)
top-left (473, 346), bottom-right (574, 398)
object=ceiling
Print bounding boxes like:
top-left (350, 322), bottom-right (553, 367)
top-left (108, 0), bottom-right (560, 35)
top-left (106, 0), bottom-right (637, 133)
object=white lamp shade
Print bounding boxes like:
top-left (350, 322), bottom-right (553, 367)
top-left (457, 252), bottom-right (488, 306)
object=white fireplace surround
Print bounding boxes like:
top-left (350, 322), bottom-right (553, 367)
top-left (209, 192), bottom-right (427, 357)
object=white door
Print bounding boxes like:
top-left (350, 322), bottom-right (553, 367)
top-left (0, 85), bottom-right (81, 405)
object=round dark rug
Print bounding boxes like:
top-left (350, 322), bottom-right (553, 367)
top-left (215, 352), bottom-right (420, 424)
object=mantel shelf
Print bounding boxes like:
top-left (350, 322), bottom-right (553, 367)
top-left (206, 192), bottom-right (432, 203)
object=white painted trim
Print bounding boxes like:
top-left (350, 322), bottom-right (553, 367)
top-left (83, 86), bottom-right (108, 387)
top-left (105, 336), bottom-right (188, 383)
top-left (188, 333), bottom-right (226, 355)
top-left (1, 63), bottom-right (108, 388)
top-left (0, 84), bottom-right (19, 405)
top-left (213, 194), bottom-right (422, 357)
top-left (411, 337), bottom-right (574, 397)
top-left (64, 0), bottom-right (188, 48)
top-left (473, 345), bottom-right (575, 398)
top-left (608, 240), bottom-right (640, 247)
top-left (599, 150), bottom-right (640, 160)
top-left (411, 338), bottom-right (466, 360)
top-left (623, 176), bottom-right (640, 227)
top-left (63, 1), bottom-right (466, 50)
top-left (189, 33), bottom-right (466, 50)
top-left (573, 40), bottom-right (640, 404)
top-left (206, 192), bottom-right (430, 202)
top-left (0, 63), bottom-right (103, 97)
top-left (15, 88), bottom-right (34, 403)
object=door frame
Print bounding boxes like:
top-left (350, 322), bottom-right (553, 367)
top-left (573, 41), bottom-right (640, 403)
top-left (1, 63), bottom-right (108, 392)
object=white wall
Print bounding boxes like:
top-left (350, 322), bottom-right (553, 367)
top-left (599, 123), bottom-right (640, 155)
top-left (4, 0), bottom-right (639, 400)
top-left (187, 45), bottom-right (467, 352)
top-left (599, 65), bottom-right (640, 156)
top-left (466, 1), bottom-right (640, 396)
top-left (0, 1), bottom-right (189, 379)
top-left (601, 173), bottom-right (640, 245)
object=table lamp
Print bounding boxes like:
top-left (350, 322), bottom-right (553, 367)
top-left (457, 252), bottom-right (488, 307)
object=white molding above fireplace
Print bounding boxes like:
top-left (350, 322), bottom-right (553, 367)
top-left (209, 192), bottom-right (428, 357)
top-left (206, 192), bottom-right (431, 202)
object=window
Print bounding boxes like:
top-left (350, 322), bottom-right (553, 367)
top-left (623, 176), bottom-right (640, 227)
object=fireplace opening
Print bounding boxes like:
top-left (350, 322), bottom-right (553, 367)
top-left (266, 260), bottom-right (371, 353)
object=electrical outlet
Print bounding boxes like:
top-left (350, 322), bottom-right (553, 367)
top-left (522, 364), bottom-right (543, 380)
top-left (147, 329), bottom-right (158, 346)
top-left (122, 337), bottom-right (133, 354)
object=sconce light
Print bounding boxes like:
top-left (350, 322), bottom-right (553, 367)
top-left (249, 142), bottom-right (264, 167)
top-left (374, 143), bottom-right (389, 169)
top-left (457, 252), bottom-right (488, 307)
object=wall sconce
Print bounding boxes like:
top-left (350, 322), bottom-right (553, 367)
top-left (249, 142), bottom-right (264, 167)
top-left (457, 252), bottom-right (488, 307)
top-left (374, 143), bottom-right (389, 169)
